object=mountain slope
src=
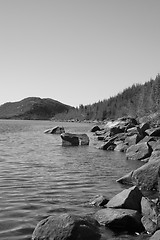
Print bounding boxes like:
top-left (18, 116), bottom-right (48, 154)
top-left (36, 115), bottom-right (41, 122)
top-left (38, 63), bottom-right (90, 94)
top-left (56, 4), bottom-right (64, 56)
top-left (0, 97), bottom-right (73, 120)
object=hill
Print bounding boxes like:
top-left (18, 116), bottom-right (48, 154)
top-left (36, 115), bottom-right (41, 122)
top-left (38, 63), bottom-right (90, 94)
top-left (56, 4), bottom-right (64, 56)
top-left (0, 97), bottom-right (73, 120)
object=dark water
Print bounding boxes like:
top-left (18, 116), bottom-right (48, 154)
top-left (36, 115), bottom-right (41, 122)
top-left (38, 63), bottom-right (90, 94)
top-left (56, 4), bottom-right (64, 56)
top-left (0, 120), bottom-right (148, 240)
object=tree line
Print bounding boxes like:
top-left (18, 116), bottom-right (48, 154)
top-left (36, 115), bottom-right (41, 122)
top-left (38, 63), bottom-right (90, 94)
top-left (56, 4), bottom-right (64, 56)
top-left (54, 74), bottom-right (160, 121)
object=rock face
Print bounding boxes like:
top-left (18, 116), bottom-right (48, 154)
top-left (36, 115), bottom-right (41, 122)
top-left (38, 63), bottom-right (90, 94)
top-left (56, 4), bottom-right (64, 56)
top-left (106, 186), bottom-right (142, 213)
top-left (32, 213), bottom-right (101, 240)
top-left (94, 208), bottom-right (144, 233)
top-left (44, 126), bottom-right (65, 134)
top-left (61, 133), bottom-right (89, 146)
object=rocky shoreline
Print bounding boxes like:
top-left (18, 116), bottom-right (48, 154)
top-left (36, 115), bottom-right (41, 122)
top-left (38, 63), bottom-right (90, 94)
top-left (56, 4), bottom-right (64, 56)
top-left (32, 116), bottom-right (160, 239)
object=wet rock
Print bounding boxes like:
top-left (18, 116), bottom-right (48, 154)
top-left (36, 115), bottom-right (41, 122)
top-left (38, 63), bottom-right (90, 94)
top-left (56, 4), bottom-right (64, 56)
top-left (126, 142), bottom-right (152, 161)
top-left (94, 208), bottom-right (144, 233)
top-left (106, 186), bottom-right (143, 213)
top-left (89, 195), bottom-right (109, 207)
top-left (61, 133), bottom-right (89, 146)
top-left (61, 133), bottom-right (79, 146)
top-left (44, 126), bottom-right (65, 134)
top-left (32, 213), bottom-right (101, 240)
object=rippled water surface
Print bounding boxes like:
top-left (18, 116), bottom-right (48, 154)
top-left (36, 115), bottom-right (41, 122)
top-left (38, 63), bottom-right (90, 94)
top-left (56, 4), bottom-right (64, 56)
top-left (0, 120), bottom-right (147, 240)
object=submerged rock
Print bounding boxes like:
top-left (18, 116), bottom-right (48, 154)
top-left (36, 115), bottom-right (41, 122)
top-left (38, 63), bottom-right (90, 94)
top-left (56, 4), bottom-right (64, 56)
top-left (32, 213), bottom-right (101, 240)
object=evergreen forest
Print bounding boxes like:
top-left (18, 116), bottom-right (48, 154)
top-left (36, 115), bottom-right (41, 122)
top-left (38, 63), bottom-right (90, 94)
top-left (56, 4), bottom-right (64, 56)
top-left (54, 74), bottom-right (160, 121)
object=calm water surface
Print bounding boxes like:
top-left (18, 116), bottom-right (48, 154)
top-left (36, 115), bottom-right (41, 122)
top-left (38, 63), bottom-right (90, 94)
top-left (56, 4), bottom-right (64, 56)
top-left (0, 120), bottom-right (148, 240)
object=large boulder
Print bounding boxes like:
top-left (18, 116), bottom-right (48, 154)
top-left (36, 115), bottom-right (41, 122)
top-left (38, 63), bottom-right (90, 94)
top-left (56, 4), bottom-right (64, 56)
top-left (126, 142), bottom-right (152, 161)
top-left (61, 133), bottom-right (89, 146)
top-left (117, 159), bottom-right (160, 192)
top-left (132, 159), bottom-right (160, 191)
top-left (44, 126), bottom-right (65, 134)
top-left (106, 186), bottom-right (143, 213)
top-left (94, 208), bottom-right (144, 233)
top-left (32, 213), bottom-right (101, 240)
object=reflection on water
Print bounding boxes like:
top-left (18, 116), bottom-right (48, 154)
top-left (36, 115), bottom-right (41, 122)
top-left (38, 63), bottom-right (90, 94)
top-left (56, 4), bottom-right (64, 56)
top-left (0, 120), bottom-right (146, 240)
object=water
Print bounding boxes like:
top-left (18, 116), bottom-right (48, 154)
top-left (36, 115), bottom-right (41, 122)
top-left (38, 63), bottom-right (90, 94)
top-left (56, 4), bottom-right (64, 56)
top-left (0, 120), bottom-right (147, 240)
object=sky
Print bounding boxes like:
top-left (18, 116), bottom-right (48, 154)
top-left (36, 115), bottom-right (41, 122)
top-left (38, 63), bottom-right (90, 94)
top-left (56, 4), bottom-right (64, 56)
top-left (0, 0), bottom-right (160, 107)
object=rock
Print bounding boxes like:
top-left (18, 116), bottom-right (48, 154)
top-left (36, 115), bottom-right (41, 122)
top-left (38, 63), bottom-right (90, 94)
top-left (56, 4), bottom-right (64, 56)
top-left (110, 126), bottom-right (125, 136)
top-left (141, 197), bottom-right (159, 234)
top-left (125, 134), bottom-right (139, 147)
top-left (78, 134), bottom-right (90, 145)
top-left (61, 133), bottom-right (89, 146)
top-left (117, 171), bottom-right (134, 185)
top-left (139, 122), bottom-right (150, 133)
top-left (94, 208), bottom-right (144, 233)
top-left (106, 186), bottom-right (143, 213)
top-left (32, 213), bottom-right (101, 240)
top-left (146, 127), bottom-right (160, 137)
top-left (44, 126), bottom-right (65, 134)
top-left (114, 141), bottom-right (128, 152)
top-left (149, 230), bottom-right (160, 240)
top-left (127, 127), bottom-right (139, 136)
top-left (91, 125), bottom-right (101, 132)
top-left (132, 159), bottom-right (160, 191)
top-left (89, 195), bottom-right (109, 207)
top-left (99, 138), bottom-right (116, 150)
top-left (126, 142), bottom-right (152, 161)
top-left (61, 133), bottom-right (79, 146)
top-left (117, 158), bottom-right (160, 191)
top-left (149, 151), bottom-right (160, 163)
top-left (141, 216), bottom-right (157, 234)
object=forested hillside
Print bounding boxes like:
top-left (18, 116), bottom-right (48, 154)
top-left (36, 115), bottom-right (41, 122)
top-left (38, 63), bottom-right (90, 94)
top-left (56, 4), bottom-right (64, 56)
top-left (54, 74), bottom-right (160, 121)
top-left (0, 97), bottom-right (72, 120)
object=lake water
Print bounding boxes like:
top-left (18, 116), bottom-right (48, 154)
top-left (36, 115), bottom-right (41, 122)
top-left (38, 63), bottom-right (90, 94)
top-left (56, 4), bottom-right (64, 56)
top-left (0, 120), bottom-right (148, 240)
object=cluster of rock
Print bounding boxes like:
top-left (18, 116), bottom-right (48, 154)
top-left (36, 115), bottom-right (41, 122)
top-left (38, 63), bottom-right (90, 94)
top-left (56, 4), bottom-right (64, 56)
top-left (44, 126), bottom-right (90, 146)
top-left (32, 185), bottom-right (160, 239)
top-left (37, 117), bottom-right (160, 239)
top-left (91, 116), bottom-right (160, 194)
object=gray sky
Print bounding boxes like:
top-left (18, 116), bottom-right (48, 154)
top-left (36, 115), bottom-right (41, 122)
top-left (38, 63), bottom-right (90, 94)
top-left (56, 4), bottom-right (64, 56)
top-left (0, 0), bottom-right (160, 107)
